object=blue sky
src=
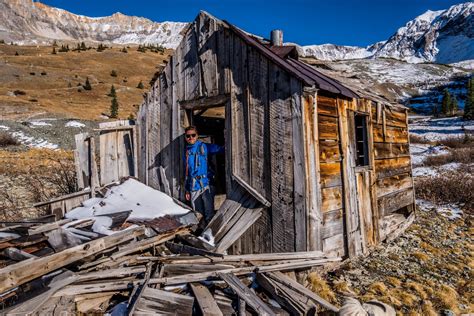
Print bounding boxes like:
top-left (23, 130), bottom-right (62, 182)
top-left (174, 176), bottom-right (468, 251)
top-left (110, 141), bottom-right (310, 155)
top-left (38, 0), bottom-right (466, 46)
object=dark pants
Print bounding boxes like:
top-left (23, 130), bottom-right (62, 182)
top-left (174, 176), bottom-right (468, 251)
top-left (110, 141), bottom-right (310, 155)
top-left (190, 186), bottom-right (214, 224)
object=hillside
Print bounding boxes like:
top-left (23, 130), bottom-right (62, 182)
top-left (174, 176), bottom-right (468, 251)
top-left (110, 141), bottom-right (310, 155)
top-left (0, 43), bottom-right (171, 120)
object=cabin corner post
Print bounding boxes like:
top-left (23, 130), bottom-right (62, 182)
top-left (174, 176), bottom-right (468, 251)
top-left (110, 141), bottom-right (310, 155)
top-left (367, 100), bottom-right (381, 244)
top-left (302, 88), bottom-right (323, 251)
top-left (337, 98), bottom-right (363, 258)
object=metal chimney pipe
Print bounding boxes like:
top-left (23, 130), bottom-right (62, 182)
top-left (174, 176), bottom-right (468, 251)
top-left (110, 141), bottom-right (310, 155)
top-left (271, 29), bottom-right (283, 46)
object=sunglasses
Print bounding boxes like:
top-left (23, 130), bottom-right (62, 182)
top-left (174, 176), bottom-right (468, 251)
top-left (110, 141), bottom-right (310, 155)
top-left (185, 133), bottom-right (197, 139)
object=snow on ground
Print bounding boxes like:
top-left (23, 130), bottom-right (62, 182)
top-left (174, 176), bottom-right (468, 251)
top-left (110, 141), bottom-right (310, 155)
top-left (409, 116), bottom-right (474, 141)
top-left (11, 130), bottom-right (58, 149)
top-left (66, 178), bottom-right (191, 235)
top-left (29, 121), bottom-right (52, 127)
top-left (65, 121), bottom-right (86, 128)
top-left (413, 162), bottom-right (464, 177)
top-left (0, 125), bottom-right (10, 131)
top-left (417, 199), bottom-right (463, 220)
top-left (410, 144), bottom-right (449, 166)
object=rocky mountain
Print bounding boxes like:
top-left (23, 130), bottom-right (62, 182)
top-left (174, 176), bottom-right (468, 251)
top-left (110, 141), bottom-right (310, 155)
top-left (0, 0), bottom-right (187, 48)
top-left (299, 2), bottom-right (474, 64)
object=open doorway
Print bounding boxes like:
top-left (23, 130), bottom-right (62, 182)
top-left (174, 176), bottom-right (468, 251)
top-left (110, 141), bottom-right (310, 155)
top-left (190, 105), bottom-right (227, 210)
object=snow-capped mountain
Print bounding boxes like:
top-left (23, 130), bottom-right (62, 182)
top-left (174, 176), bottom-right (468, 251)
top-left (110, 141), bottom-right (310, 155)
top-left (0, 0), bottom-right (187, 48)
top-left (299, 2), bottom-right (474, 64)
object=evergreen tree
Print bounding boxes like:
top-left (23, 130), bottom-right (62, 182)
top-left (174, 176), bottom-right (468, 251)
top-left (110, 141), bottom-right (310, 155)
top-left (83, 77), bottom-right (92, 90)
top-left (137, 81), bottom-right (144, 89)
top-left (450, 96), bottom-right (458, 116)
top-left (108, 85), bottom-right (116, 97)
top-left (441, 88), bottom-right (451, 116)
top-left (110, 96), bottom-right (119, 118)
top-left (80, 42), bottom-right (87, 50)
top-left (110, 70), bottom-right (118, 77)
top-left (52, 40), bottom-right (58, 47)
top-left (464, 78), bottom-right (474, 120)
top-left (14, 51), bottom-right (19, 56)
top-left (432, 105), bottom-right (439, 118)
top-left (121, 47), bottom-right (128, 53)
top-left (52, 47), bottom-right (57, 55)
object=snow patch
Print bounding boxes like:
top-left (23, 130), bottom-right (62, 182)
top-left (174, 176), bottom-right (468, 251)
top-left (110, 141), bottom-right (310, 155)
top-left (11, 130), bottom-right (58, 149)
top-left (65, 121), bottom-right (86, 128)
top-left (417, 199), bottom-right (463, 220)
top-left (29, 121), bottom-right (52, 127)
top-left (0, 125), bottom-right (10, 131)
top-left (66, 179), bottom-right (191, 234)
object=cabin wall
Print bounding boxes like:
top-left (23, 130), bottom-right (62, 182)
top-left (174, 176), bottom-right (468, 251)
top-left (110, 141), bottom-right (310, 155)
top-left (137, 12), bottom-right (306, 254)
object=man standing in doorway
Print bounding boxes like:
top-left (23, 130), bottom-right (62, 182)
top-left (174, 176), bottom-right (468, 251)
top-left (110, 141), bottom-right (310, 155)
top-left (184, 126), bottom-right (224, 226)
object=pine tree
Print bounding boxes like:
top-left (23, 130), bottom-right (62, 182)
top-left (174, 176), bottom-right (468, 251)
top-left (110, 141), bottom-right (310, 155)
top-left (464, 78), bottom-right (474, 120)
top-left (137, 81), bottom-right (144, 89)
top-left (14, 51), bottom-right (19, 56)
top-left (80, 42), bottom-right (87, 50)
top-left (121, 47), bottom-right (128, 53)
top-left (108, 85), bottom-right (116, 97)
top-left (83, 77), bottom-right (92, 90)
top-left (450, 95), bottom-right (458, 116)
top-left (441, 88), bottom-right (451, 116)
top-left (110, 70), bottom-right (118, 77)
top-left (432, 105), bottom-right (439, 118)
top-left (52, 47), bottom-right (57, 55)
top-left (110, 96), bottom-right (119, 118)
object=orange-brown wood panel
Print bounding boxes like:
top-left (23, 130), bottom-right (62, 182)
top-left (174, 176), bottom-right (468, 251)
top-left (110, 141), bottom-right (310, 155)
top-left (321, 186), bottom-right (343, 213)
top-left (373, 126), bottom-right (409, 143)
top-left (317, 95), bottom-right (338, 117)
top-left (318, 115), bottom-right (338, 140)
top-left (319, 162), bottom-right (342, 188)
top-left (319, 140), bottom-right (341, 163)
top-left (376, 172), bottom-right (413, 197)
top-left (374, 143), bottom-right (410, 159)
top-left (375, 157), bottom-right (411, 180)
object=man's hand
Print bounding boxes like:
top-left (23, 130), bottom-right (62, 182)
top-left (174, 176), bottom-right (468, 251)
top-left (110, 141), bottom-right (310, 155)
top-left (185, 192), bottom-right (191, 201)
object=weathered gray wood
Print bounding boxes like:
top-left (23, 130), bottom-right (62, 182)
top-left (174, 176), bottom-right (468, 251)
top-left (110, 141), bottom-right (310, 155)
top-left (180, 94), bottom-right (230, 110)
top-left (2, 247), bottom-right (36, 261)
top-left (265, 271), bottom-right (339, 312)
top-left (190, 283), bottom-right (223, 316)
top-left (269, 63), bottom-right (295, 253)
top-left (0, 227), bottom-right (145, 293)
top-left (232, 174), bottom-right (270, 207)
top-left (218, 272), bottom-right (276, 316)
top-left (256, 273), bottom-right (316, 316)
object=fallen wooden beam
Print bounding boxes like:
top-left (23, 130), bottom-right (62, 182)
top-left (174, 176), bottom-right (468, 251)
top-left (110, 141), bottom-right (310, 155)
top-left (265, 271), bottom-right (339, 312)
top-left (190, 283), bottom-right (223, 316)
top-left (0, 226), bottom-right (145, 294)
top-left (218, 272), bottom-right (275, 316)
top-left (27, 219), bottom-right (73, 235)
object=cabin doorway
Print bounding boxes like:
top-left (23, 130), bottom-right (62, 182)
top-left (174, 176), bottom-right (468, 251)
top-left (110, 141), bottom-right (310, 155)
top-left (188, 105), bottom-right (227, 210)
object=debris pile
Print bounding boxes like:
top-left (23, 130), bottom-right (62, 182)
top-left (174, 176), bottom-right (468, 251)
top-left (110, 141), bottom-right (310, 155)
top-left (0, 179), bottom-right (341, 315)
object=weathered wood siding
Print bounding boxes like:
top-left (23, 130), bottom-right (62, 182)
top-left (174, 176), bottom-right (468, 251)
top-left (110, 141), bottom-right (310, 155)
top-left (137, 12), bottom-right (305, 254)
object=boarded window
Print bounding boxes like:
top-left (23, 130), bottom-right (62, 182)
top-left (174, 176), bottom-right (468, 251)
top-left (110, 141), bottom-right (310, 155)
top-left (354, 114), bottom-right (369, 166)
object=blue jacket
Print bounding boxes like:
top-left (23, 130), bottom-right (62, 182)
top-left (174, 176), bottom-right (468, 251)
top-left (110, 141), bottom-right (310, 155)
top-left (184, 140), bottom-right (224, 192)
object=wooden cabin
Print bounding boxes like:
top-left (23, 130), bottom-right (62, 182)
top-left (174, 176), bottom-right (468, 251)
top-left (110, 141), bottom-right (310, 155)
top-left (135, 11), bottom-right (415, 258)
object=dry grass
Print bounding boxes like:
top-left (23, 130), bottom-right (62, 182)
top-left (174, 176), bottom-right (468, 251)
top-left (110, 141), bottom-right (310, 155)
top-left (0, 131), bottom-right (19, 147)
top-left (409, 133), bottom-right (433, 144)
top-left (307, 272), bottom-right (337, 304)
top-left (437, 134), bottom-right (474, 149)
top-left (415, 171), bottom-right (474, 212)
top-left (423, 147), bottom-right (474, 166)
top-left (0, 43), bottom-right (171, 120)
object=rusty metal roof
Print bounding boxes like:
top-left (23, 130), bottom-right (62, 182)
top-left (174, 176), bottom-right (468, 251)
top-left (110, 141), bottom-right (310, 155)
top-left (225, 22), bottom-right (360, 99)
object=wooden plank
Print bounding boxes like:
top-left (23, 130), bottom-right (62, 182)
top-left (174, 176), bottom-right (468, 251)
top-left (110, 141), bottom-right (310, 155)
top-left (319, 140), bottom-right (340, 163)
top-left (321, 186), bottom-right (343, 213)
top-left (317, 95), bottom-right (338, 117)
top-left (318, 114), bottom-right (338, 140)
top-left (374, 142), bottom-right (410, 159)
top-left (179, 94), bottom-right (230, 110)
top-left (269, 63), bottom-right (295, 253)
top-left (218, 272), bottom-right (276, 316)
top-left (232, 174), bottom-right (270, 207)
top-left (384, 106), bottom-right (407, 128)
top-left (0, 227), bottom-right (144, 293)
top-left (190, 283), bottom-right (224, 316)
top-left (375, 157), bottom-right (411, 179)
top-left (147, 84), bottom-right (161, 189)
top-left (373, 126), bottom-right (408, 143)
top-left (378, 187), bottom-right (414, 216)
top-left (265, 271), bottom-right (339, 312)
top-left (376, 172), bottom-right (413, 197)
top-left (356, 170), bottom-right (374, 251)
top-left (319, 162), bottom-right (342, 188)
top-left (302, 91), bottom-right (322, 251)
top-left (337, 99), bottom-right (363, 258)
top-left (290, 77), bottom-right (306, 252)
top-left (256, 273), bottom-right (316, 316)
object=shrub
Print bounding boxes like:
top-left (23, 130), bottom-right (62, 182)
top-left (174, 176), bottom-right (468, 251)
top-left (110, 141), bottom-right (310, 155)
top-left (437, 134), bottom-right (473, 149)
top-left (409, 134), bottom-right (432, 144)
top-left (0, 132), bottom-right (19, 147)
top-left (137, 81), bottom-right (144, 89)
top-left (423, 147), bottom-right (474, 167)
top-left (14, 51), bottom-right (19, 56)
top-left (41, 71), bottom-right (47, 76)
top-left (121, 47), bottom-right (128, 53)
top-left (13, 90), bottom-right (26, 96)
top-left (110, 70), bottom-right (118, 77)
top-left (29, 72), bottom-right (35, 76)
top-left (415, 171), bottom-right (473, 212)
top-left (83, 77), bottom-right (92, 90)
